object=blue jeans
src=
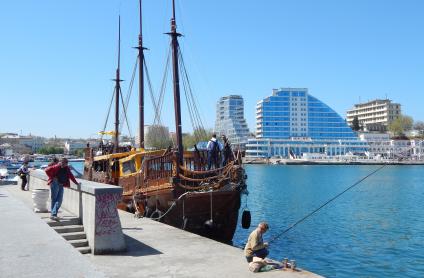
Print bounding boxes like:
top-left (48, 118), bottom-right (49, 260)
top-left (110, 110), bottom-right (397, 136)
top-left (207, 152), bottom-right (219, 170)
top-left (246, 248), bottom-right (269, 262)
top-left (50, 180), bottom-right (64, 216)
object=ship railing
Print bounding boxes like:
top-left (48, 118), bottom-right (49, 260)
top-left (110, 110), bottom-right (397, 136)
top-left (142, 152), bottom-right (174, 184)
top-left (182, 150), bottom-right (224, 171)
top-left (182, 149), bottom-right (242, 171)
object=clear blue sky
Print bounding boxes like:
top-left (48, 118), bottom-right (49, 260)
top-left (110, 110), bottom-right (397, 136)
top-left (1, 0), bottom-right (423, 138)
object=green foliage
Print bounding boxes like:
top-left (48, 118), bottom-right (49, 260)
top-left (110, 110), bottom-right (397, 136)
top-left (388, 115), bottom-right (413, 136)
top-left (37, 146), bottom-right (64, 155)
top-left (145, 125), bottom-right (173, 150)
top-left (352, 116), bottom-right (361, 131)
top-left (183, 128), bottom-right (213, 150)
top-left (72, 149), bottom-right (85, 158)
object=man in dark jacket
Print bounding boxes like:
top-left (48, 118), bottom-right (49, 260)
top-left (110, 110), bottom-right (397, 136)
top-left (45, 158), bottom-right (80, 220)
top-left (221, 135), bottom-right (233, 166)
top-left (17, 161), bottom-right (30, 190)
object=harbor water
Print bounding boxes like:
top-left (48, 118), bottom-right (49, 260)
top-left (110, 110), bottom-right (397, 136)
top-left (71, 162), bottom-right (423, 277)
top-left (233, 165), bottom-right (424, 278)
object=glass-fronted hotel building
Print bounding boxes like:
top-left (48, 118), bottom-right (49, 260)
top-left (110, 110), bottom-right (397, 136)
top-left (246, 88), bottom-right (368, 158)
top-left (215, 95), bottom-right (250, 150)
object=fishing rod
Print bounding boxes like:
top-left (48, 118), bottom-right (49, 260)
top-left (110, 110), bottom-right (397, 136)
top-left (268, 164), bottom-right (387, 244)
top-left (266, 142), bottom-right (422, 244)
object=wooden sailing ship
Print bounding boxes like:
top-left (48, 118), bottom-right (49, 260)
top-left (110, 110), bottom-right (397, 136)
top-left (83, 0), bottom-right (247, 243)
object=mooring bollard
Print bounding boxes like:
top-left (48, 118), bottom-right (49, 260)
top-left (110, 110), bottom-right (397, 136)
top-left (32, 189), bottom-right (49, 212)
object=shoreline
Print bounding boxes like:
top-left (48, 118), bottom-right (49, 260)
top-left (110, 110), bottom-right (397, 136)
top-left (243, 158), bottom-right (424, 166)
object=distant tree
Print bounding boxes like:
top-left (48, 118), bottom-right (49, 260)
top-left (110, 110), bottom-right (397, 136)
top-left (413, 121), bottom-right (424, 135)
top-left (352, 116), bottom-right (361, 131)
top-left (388, 115), bottom-right (413, 136)
top-left (182, 128), bottom-right (213, 150)
top-left (72, 149), bottom-right (85, 158)
top-left (38, 146), bottom-right (64, 155)
top-left (145, 125), bottom-right (173, 150)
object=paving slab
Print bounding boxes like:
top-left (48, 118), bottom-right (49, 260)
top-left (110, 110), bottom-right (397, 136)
top-left (0, 185), bottom-right (105, 278)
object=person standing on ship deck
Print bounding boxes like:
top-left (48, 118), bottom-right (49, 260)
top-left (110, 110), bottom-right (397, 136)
top-left (244, 222), bottom-right (270, 263)
top-left (221, 135), bottom-right (233, 166)
top-left (206, 134), bottom-right (221, 170)
top-left (45, 158), bottom-right (80, 221)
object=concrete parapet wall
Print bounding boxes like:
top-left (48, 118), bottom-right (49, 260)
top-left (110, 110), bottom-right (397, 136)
top-left (29, 169), bottom-right (126, 254)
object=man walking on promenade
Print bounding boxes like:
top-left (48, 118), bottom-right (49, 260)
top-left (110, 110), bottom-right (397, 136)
top-left (45, 158), bottom-right (80, 220)
top-left (17, 161), bottom-right (30, 191)
top-left (244, 222), bottom-right (270, 263)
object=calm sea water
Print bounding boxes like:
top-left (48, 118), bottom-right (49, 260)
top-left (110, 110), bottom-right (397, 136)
top-left (233, 165), bottom-right (424, 278)
top-left (70, 162), bottom-right (423, 277)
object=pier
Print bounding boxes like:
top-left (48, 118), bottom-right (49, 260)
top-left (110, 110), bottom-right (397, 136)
top-left (0, 171), bottom-right (323, 278)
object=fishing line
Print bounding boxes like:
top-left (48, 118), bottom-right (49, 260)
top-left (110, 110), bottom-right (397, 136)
top-left (268, 164), bottom-right (387, 244)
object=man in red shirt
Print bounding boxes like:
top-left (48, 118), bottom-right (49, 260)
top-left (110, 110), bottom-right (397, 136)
top-left (45, 158), bottom-right (81, 220)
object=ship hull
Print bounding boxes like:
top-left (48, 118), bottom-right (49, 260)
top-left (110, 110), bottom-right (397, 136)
top-left (136, 189), bottom-right (241, 243)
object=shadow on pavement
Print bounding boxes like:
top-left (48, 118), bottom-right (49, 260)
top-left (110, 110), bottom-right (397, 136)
top-left (112, 234), bottom-right (163, 257)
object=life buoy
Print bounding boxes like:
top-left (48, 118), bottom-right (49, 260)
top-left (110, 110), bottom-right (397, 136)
top-left (241, 210), bottom-right (251, 229)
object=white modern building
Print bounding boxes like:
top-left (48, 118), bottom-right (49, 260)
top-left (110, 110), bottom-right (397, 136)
top-left (246, 88), bottom-right (368, 158)
top-left (358, 133), bottom-right (424, 159)
top-left (0, 133), bottom-right (44, 152)
top-left (0, 143), bottom-right (13, 156)
top-left (346, 99), bottom-right (401, 132)
top-left (215, 95), bottom-right (250, 150)
top-left (64, 141), bottom-right (86, 155)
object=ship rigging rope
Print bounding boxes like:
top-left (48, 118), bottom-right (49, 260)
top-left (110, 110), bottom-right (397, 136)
top-left (178, 46), bottom-right (207, 141)
top-left (100, 87), bottom-right (116, 139)
top-left (177, 167), bottom-right (234, 191)
top-left (179, 161), bottom-right (234, 175)
top-left (209, 185), bottom-right (213, 221)
top-left (119, 87), bottom-right (133, 138)
top-left (149, 191), bottom-right (192, 221)
top-left (154, 45), bottom-right (171, 126)
top-left (144, 57), bottom-right (162, 125)
top-left (267, 164), bottom-right (387, 244)
top-left (119, 57), bottom-right (138, 135)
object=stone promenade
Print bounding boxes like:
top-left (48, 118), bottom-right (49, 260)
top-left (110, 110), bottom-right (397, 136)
top-left (1, 184), bottom-right (323, 278)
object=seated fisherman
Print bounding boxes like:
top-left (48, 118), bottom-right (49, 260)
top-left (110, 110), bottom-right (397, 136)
top-left (244, 222), bottom-right (270, 263)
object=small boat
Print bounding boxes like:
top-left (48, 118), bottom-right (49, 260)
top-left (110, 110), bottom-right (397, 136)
top-left (0, 168), bottom-right (8, 179)
top-left (34, 156), bottom-right (49, 162)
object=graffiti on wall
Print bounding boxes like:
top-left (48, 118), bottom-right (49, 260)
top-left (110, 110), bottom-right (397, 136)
top-left (95, 193), bottom-right (121, 236)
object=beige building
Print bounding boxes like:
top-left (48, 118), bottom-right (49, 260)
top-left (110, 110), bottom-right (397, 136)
top-left (346, 99), bottom-right (401, 132)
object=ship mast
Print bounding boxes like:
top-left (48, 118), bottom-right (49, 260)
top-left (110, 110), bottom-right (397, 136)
top-left (113, 16), bottom-right (122, 153)
top-left (137, 0), bottom-right (145, 149)
top-left (168, 0), bottom-right (184, 167)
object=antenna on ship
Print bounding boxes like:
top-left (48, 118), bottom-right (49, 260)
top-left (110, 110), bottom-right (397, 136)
top-left (137, 0), bottom-right (146, 149)
top-left (167, 0), bottom-right (184, 168)
top-left (113, 16), bottom-right (123, 153)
